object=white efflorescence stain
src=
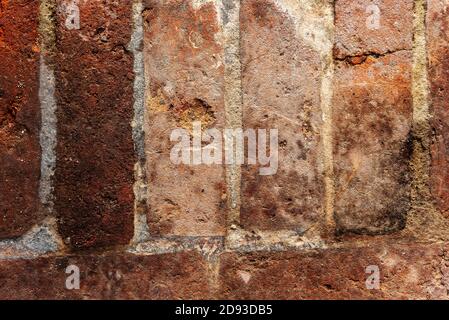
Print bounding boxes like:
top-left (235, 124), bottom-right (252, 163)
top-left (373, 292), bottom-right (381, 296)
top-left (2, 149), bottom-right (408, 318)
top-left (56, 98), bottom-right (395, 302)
top-left (366, 4), bottom-right (381, 30)
top-left (238, 270), bottom-right (251, 284)
top-left (62, 0), bottom-right (80, 30)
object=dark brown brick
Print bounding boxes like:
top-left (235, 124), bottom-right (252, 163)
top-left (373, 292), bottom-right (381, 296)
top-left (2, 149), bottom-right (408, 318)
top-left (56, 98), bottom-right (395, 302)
top-left (219, 243), bottom-right (449, 299)
top-left (333, 1), bottom-right (413, 235)
top-left (54, 1), bottom-right (135, 249)
top-left (0, 0), bottom-right (42, 238)
top-left (240, 0), bottom-right (325, 232)
top-left (143, 0), bottom-right (226, 236)
top-left (0, 251), bottom-right (212, 299)
top-left (429, 0), bottom-right (449, 217)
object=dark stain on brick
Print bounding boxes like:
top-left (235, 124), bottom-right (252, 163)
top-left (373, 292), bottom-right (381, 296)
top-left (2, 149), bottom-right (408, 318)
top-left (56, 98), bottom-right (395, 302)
top-left (54, 1), bottom-right (135, 250)
top-left (333, 52), bottom-right (412, 236)
top-left (0, 0), bottom-right (41, 238)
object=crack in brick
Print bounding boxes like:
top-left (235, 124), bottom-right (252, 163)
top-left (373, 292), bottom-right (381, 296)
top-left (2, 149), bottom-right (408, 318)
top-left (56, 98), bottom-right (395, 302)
top-left (334, 48), bottom-right (412, 65)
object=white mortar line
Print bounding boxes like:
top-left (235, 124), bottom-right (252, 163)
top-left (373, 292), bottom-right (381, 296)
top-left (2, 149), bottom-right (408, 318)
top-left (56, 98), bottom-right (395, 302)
top-left (129, 0), bottom-right (150, 244)
top-left (321, 1), bottom-right (336, 230)
top-left (39, 57), bottom-right (57, 213)
top-left (412, 0), bottom-right (430, 125)
top-left (221, 0), bottom-right (243, 231)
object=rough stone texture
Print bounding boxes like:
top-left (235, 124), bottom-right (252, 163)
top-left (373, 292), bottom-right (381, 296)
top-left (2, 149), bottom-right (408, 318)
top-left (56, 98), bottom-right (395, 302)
top-left (333, 1), bottom-right (414, 235)
top-left (0, 251), bottom-right (212, 299)
top-left (219, 243), bottom-right (449, 299)
top-left (240, 0), bottom-right (325, 231)
top-left (1, 0), bottom-right (449, 301)
top-left (334, 0), bottom-right (414, 59)
top-left (429, 0), bottom-right (449, 217)
top-left (0, 0), bottom-right (42, 238)
top-left (54, 1), bottom-right (135, 249)
top-left (2, 244), bottom-right (449, 299)
top-left (143, 0), bottom-right (226, 236)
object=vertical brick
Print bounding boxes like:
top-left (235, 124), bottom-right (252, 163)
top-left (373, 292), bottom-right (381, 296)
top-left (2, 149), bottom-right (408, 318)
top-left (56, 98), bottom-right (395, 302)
top-left (333, 0), bottom-right (413, 234)
top-left (240, 0), bottom-right (325, 231)
top-left (0, 0), bottom-right (41, 238)
top-left (143, 0), bottom-right (226, 236)
top-left (428, 0), bottom-right (449, 217)
top-left (54, 1), bottom-right (135, 249)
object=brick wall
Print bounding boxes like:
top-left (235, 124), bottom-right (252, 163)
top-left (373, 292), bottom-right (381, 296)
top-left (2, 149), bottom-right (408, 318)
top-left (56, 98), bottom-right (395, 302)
top-left (0, 0), bottom-right (449, 299)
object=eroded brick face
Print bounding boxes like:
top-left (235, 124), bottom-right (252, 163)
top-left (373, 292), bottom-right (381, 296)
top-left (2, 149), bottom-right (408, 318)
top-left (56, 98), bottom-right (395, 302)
top-left (333, 0), bottom-right (413, 235)
top-left (143, 0), bottom-right (226, 236)
top-left (0, 251), bottom-right (211, 299)
top-left (0, 244), bottom-right (448, 299)
top-left (2, 0), bottom-right (449, 301)
top-left (334, 0), bottom-right (414, 59)
top-left (219, 244), bottom-right (449, 299)
top-left (0, 0), bottom-right (41, 238)
top-left (54, 1), bottom-right (135, 249)
top-left (429, 0), bottom-right (449, 217)
top-left (240, 0), bottom-right (324, 232)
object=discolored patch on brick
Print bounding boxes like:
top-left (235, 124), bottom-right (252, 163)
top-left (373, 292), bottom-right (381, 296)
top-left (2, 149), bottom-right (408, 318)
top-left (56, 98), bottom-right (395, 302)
top-left (333, 52), bottom-right (413, 235)
top-left (143, 0), bottom-right (226, 236)
top-left (240, 0), bottom-right (325, 231)
top-left (219, 243), bottom-right (449, 299)
top-left (54, 1), bottom-right (135, 249)
top-left (428, 1), bottom-right (449, 217)
top-left (334, 0), bottom-right (414, 59)
top-left (0, 251), bottom-right (212, 299)
top-left (0, 0), bottom-right (42, 238)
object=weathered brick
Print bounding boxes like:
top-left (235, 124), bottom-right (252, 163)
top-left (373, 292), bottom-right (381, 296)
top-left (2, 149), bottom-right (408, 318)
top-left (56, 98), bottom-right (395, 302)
top-left (333, 2), bottom-right (413, 235)
top-left (143, 0), bottom-right (226, 236)
top-left (219, 243), bottom-right (449, 299)
top-left (0, 251), bottom-right (212, 299)
top-left (2, 245), bottom-right (448, 300)
top-left (429, 0), bottom-right (449, 217)
top-left (0, 0), bottom-right (42, 238)
top-left (334, 0), bottom-right (413, 59)
top-left (54, 1), bottom-right (135, 249)
top-left (240, 0), bottom-right (325, 231)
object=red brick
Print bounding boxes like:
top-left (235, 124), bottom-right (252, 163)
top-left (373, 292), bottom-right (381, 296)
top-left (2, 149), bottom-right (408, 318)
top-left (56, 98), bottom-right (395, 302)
top-left (333, 2), bottom-right (413, 235)
top-left (2, 245), bottom-right (448, 300)
top-left (0, 251), bottom-right (212, 299)
top-left (143, 0), bottom-right (226, 236)
top-left (54, 1), bottom-right (135, 249)
top-left (240, 0), bottom-right (325, 231)
top-left (428, 0), bottom-right (449, 217)
top-left (0, 0), bottom-right (42, 238)
top-left (334, 0), bottom-right (413, 59)
top-left (219, 243), bottom-right (449, 299)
